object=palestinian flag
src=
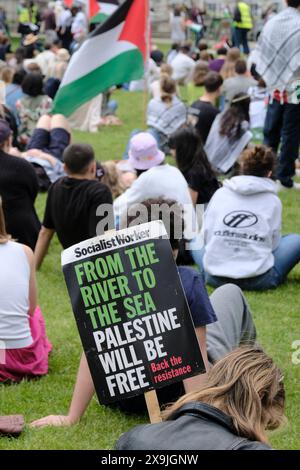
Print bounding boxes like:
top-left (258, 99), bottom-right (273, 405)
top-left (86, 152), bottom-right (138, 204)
top-left (53, 0), bottom-right (149, 117)
top-left (90, 1), bottom-right (119, 24)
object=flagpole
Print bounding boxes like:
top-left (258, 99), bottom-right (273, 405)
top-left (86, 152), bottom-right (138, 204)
top-left (143, 0), bottom-right (150, 127)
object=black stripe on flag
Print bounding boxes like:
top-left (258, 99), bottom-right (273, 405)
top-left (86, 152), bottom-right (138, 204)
top-left (90, 0), bottom-right (133, 37)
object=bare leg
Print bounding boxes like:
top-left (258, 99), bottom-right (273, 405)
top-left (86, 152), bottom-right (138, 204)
top-left (50, 114), bottom-right (71, 134)
top-left (36, 115), bottom-right (51, 131)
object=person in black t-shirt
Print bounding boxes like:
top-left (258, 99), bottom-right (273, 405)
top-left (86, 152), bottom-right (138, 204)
top-left (169, 126), bottom-right (220, 205)
top-left (188, 71), bottom-right (223, 144)
top-left (34, 143), bottom-right (113, 269)
top-left (0, 119), bottom-right (40, 250)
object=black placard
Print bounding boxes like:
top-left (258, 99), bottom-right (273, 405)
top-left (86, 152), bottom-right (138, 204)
top-left (61, 221), bottom-right (204, 404)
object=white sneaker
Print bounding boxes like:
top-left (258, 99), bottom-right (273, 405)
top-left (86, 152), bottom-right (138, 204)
top-left (276, 180), bottom-right (300, 191)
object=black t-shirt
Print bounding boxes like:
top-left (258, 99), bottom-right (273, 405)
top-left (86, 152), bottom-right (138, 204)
top-left (43, 177), bottom-right (113, 248)
top-left (189, 100), bottom-right (220, 144)
top-left (184, 166), bottom-right (221, 204)
top-left (0, 150), bottom-right (40, 250)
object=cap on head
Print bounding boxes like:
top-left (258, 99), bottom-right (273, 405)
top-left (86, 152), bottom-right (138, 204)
top-left (128, 132), bottom-right (165, 171)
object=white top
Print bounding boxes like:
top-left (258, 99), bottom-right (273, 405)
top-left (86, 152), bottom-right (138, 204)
top-left (170, 15), bottom-right (185, 42)
top-left (113, 164), bottom-right (197, 239)
top-left (0, 241), bottom-right (32, 349)
top-left (171, 52), bottom-right (195, 83)
top-left (205, 113), bottom-right (253, 174)
top-left (147, 96), bottom-right (187, 136)
top-left (35, 50), bottom-right (56, 78)
top-left (71, 11), bottom-right (88, 37)
top-left (202, 176), bottom-right (282, 279)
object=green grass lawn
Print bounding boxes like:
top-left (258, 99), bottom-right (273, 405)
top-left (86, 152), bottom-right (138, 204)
top-left (0, 89), bottom-right (300, 450)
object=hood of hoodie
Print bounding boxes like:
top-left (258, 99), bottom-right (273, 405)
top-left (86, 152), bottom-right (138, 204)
top-left (223, 175), bottom-right (278, 196)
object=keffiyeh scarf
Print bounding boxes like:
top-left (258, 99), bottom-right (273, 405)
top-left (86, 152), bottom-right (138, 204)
top-left (256, 7), bottom-right (300, 93)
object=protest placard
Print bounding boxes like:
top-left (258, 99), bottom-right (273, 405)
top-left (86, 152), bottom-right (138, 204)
top-left (61, 221), bottom-right (204, 411)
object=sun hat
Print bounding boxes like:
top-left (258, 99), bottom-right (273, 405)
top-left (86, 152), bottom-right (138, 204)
top-left (0, 119), bottom-right (11, 144)
top-left (23, 34), bottom-right (39, 47)
top-left (128, 132), bottom-right (165, 171)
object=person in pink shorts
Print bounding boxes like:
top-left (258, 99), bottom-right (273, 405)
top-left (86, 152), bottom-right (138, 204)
top-left (0, 197), bottom-right (52, 382)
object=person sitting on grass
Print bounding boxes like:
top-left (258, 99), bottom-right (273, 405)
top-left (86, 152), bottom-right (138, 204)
top-left (116, 132), bottom-right (195, 236)
top-left (169, 126), bottom-right (221, 205)
top-left (116, 346), bottom-right (285, 450)
top-left (146, 75), bottom-right (187, 153)
top-left (222, 59), bottom-right (257, 108)
top-left (188, 71), bottom-right (223, 144)
top-left (34, 143), bottom-right (113, 269)
top-left (193, 145), bottom-right (300, 291)
top-left (0, 198), bottom-right (52, 382)
top-left (204, 93), bottom-right (252, 174)
top-left (30, 198), bottom-right (257, 427)
top-left (16, 72), bottom-right (52, 148)
top-left (10, 114), bottom-right (71, 191)
top-left (186, 60), bottom-right (209, 105)
top-left (0, 119), bottom-right (41, 250)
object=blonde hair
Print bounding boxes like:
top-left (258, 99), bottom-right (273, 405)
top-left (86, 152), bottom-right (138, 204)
top-left (0, 67), bottom-right (14, 85)
top-left (160, 74), bottom-right (176, 104)
top-left (160, 63), bottom-right (173, 77)
top-left (0, 197), bottom-right (11, 244)
top-left (193, 60), bottom-right (209, 86)
top-left (101, 161), bottom-right (126, 199)
top-left (221, 47), bottom-right (241, 80)
top-left (163, 346), bottom-right (285, 444)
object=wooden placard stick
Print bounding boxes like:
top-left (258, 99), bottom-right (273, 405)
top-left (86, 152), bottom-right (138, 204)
top-left (144, 390), bottom-right (162, 424)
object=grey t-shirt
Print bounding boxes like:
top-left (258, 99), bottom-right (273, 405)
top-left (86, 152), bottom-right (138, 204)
top-left (223, 75), bottom-right (257, 105)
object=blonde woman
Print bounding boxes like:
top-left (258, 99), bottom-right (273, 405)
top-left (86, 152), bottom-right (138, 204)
top-left (220, 47), bottom-right (241, 80)
top-left (147, 75), bottom-right (187, 153)
top-left (117, 346), bottom-right (285, 450)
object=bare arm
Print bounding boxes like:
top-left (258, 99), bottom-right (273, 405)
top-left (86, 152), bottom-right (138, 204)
top-left (34, 226), bottom-right (55, 270)
top-left (22, 245), bottom-right (38, 316)
top-left (31, 352), bottom-right (95, 427)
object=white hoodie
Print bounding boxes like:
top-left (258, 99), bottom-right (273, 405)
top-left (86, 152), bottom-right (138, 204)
top-left (203, 176), bottom-right (282, 279)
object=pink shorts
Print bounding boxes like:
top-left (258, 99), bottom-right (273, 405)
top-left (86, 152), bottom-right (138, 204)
top-left (0, 306), bottom-right (52, 382)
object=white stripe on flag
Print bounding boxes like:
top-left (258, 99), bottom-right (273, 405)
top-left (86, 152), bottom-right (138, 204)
top-left (61, 22), bottom-right (136, 87)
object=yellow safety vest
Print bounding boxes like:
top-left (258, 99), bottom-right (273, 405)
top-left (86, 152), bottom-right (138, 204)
top-left (234, 2), bottom-right (253, 30)
top-left (18, 6), bottom-right (38, 24)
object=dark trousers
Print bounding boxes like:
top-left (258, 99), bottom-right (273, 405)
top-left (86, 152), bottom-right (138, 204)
top-left (264, 100), bottom-right (300, 187)
top-left (235, 27), bottom-right (250, 54)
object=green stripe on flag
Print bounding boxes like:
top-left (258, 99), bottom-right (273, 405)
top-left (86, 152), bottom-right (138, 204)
top-left (90, 12), bottom-right (109, 24)
top-left (52, 48), bottom-right (144, 117)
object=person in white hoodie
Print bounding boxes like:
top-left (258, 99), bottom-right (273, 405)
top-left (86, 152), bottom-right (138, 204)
top-left (193, 145), bottom-right (300, 291)
top-left (114, 132), bottom-right (198, 241)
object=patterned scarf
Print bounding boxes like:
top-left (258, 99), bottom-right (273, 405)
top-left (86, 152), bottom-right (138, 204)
top-left (256, 7), bottom-right (300, 94)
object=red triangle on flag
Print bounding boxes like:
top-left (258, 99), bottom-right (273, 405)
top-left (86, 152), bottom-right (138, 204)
top-left (89, 0), bottom-right (100, 18)
top-left (118, 0), bottom-right (149, 62)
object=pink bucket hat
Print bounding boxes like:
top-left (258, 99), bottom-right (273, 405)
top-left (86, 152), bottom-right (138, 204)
top-left (128, 132), bottom-right (165, 170)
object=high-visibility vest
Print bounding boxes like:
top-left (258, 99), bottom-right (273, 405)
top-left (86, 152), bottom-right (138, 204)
top-left (235, 2), bottom-right (253, 30)
top-left (18, 6), bottom-right (38, 24)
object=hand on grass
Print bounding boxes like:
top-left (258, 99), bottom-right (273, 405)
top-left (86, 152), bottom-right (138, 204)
top-left (30, 415), bottom-right (76, 428)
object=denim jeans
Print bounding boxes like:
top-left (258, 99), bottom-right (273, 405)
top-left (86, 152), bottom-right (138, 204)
top-left (264, 100), bottom-right (300, 187)
top-left (234, 28), bottom-right (250, 55)
top-left (192, 234), bottom-right (300, 291)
